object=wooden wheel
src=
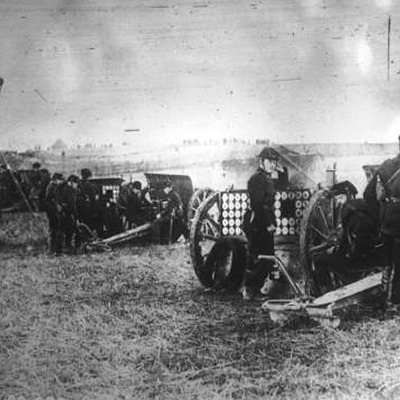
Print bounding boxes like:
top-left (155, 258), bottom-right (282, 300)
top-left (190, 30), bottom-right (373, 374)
top-left (299, 189), bottom-right (345, 296)
top-left (187, 188), bottom-right (215, 229)
top-left (189, 190), bottom-right (247, 289)
top-left (190, 191), bottom-right (221, 287)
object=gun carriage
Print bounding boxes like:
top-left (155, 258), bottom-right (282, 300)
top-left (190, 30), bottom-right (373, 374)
top-left (85, 173), bottom-right (194, 248)
top-left (188, 159), bottom-right (388, 327)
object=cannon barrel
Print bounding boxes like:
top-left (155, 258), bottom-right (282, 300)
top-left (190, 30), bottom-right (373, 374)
top-left (85, 222), bottom-right (153, 251)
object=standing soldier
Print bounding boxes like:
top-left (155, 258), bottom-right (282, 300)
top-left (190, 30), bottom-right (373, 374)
top-left (29, 162), bottom-right (43, 212)
top-left (242, 147), bottom-right (279, 299)
top-left (45, 173), bottom-right (64, 254)
top-left (98, 189), bottom-right (122, 237)
top-left (77, 168), bottom-right (99, 235)
top-left (54, 174), bottom-right (80, 255)
top-left (364, 136), bottom-right (400, 314)
top-left (153, 180), bottom-right (184, 244)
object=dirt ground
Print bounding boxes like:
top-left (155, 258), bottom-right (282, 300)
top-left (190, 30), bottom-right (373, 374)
top-left (1, 213), bottom-right (400, 400)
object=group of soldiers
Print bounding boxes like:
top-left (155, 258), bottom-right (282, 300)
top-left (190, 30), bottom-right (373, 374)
top-left (245, 143), bottom-right (400, 315)
top-left (45, 169), bottom-right (99, 255)
top-left (43, 169), bottom-right (185, 255)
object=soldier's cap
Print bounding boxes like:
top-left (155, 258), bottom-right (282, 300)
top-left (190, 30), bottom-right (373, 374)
top-left (331, 180), bottom-right (358, 197)
top-left (257, 147), bottom-right (280, 161)
top-left (52, 172), bottom-right (64, 180)
top-left (0, 163), bottom-right (8, 170)
top-left (67, 174), bottom-right (80, 183)
top-left (81, 168), bottom-right (92, 178)
top-left (132, 180), bottom-right (142, 190)
top-left (163, 179), bottom-right (172, 188)
top-left (32, 162), bottom-right (41, 169)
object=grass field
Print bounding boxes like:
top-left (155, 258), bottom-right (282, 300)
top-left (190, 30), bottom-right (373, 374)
top-left (1, 213), bottom-right (400, 400)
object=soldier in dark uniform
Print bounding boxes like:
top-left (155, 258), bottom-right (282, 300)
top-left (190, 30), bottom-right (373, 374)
top-left (127, 181), bottom-right (147, 227)
top-left (243, 147), bottom-right (279, 298)
top-left (364, 136), bottom-right (400, 313)
top-left (153, 180), bottom-right (184, 244)
top-left (29, 162), bottom-right (45, 211)
top-left (45, 172), bottom-right (64, 254)
top-left (77, 168), bottom-right (99, 234)
top-left (117, 181), bottom-right (149, 229)
top-left (98, 189), bottom-right (122, 237)
top-left (54, 174), bottom-right (80, 255)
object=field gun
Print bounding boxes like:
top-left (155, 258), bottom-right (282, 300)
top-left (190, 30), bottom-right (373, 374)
top-left (84, 173), bottom-right (194, 249)
top-left (188, 156), bottom-right (388, 327)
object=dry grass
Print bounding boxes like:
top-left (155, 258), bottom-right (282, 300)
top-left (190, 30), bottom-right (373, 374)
top-left (1, 214), bottom-right (400, 400)
top-left (0, 212), bottom-right (48, 250)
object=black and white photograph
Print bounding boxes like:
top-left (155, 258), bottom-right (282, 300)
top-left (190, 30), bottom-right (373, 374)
top-left (1, 1), bottom-right (400, 399)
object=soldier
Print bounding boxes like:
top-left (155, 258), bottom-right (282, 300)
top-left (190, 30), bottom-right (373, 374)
top-left (45, 172), bottom-right (64, 254)
top-left (98, 189), bottom-right (122, 237)
top-left (117, 181), bottom-right (148, 229)
top-left (128, 181), bottom-right (148, 227)
top-left (242, 147), bottom-right (279, 299)
top-left (29, 162), bottom-right (43, 212)
top-left (364, 136), bottom-right (400, 314)
top-left (77, 168), bottom-right (99, 234)
top-left (153, 180), bottom-right (184, 244)
top-left (54, 174), bottom-right (80, 255)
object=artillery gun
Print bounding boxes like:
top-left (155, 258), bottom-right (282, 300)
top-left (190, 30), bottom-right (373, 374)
top-left (84, 173), bottom-right (193, 249)
top-left (188, 151), bottom-right (388, 328)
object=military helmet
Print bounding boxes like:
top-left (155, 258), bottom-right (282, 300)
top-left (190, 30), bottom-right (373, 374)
top-left (32, 162), bottom-right (41, 169)
top-left (257, 147), bottom-right (279, 161)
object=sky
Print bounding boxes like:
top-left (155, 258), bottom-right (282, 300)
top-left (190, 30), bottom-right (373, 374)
top-left (0, 0), bottom-right (400, 151)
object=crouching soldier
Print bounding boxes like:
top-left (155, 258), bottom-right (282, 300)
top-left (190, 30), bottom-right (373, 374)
top-left (54, 175), bottom-right (80, 255)
top-left (153, 180), bottom-right (184, 244)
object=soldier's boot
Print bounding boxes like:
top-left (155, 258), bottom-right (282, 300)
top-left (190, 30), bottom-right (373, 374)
top-left (49, 231), bottom-right (57, 255)
top-left (240, 253), bottom-right (257, 300)
top-left (55, 231), bottom-right (63, 256)
top-left (65, 233), bottom-right (74, 254)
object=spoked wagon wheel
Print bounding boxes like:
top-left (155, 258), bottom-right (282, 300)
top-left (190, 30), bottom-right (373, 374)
top-left (300, 189), bottom-right (345, 296)
top-left (187, 188), bottom-right (215, 229)
top-left (189, 191), bottom-right (246, 289)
